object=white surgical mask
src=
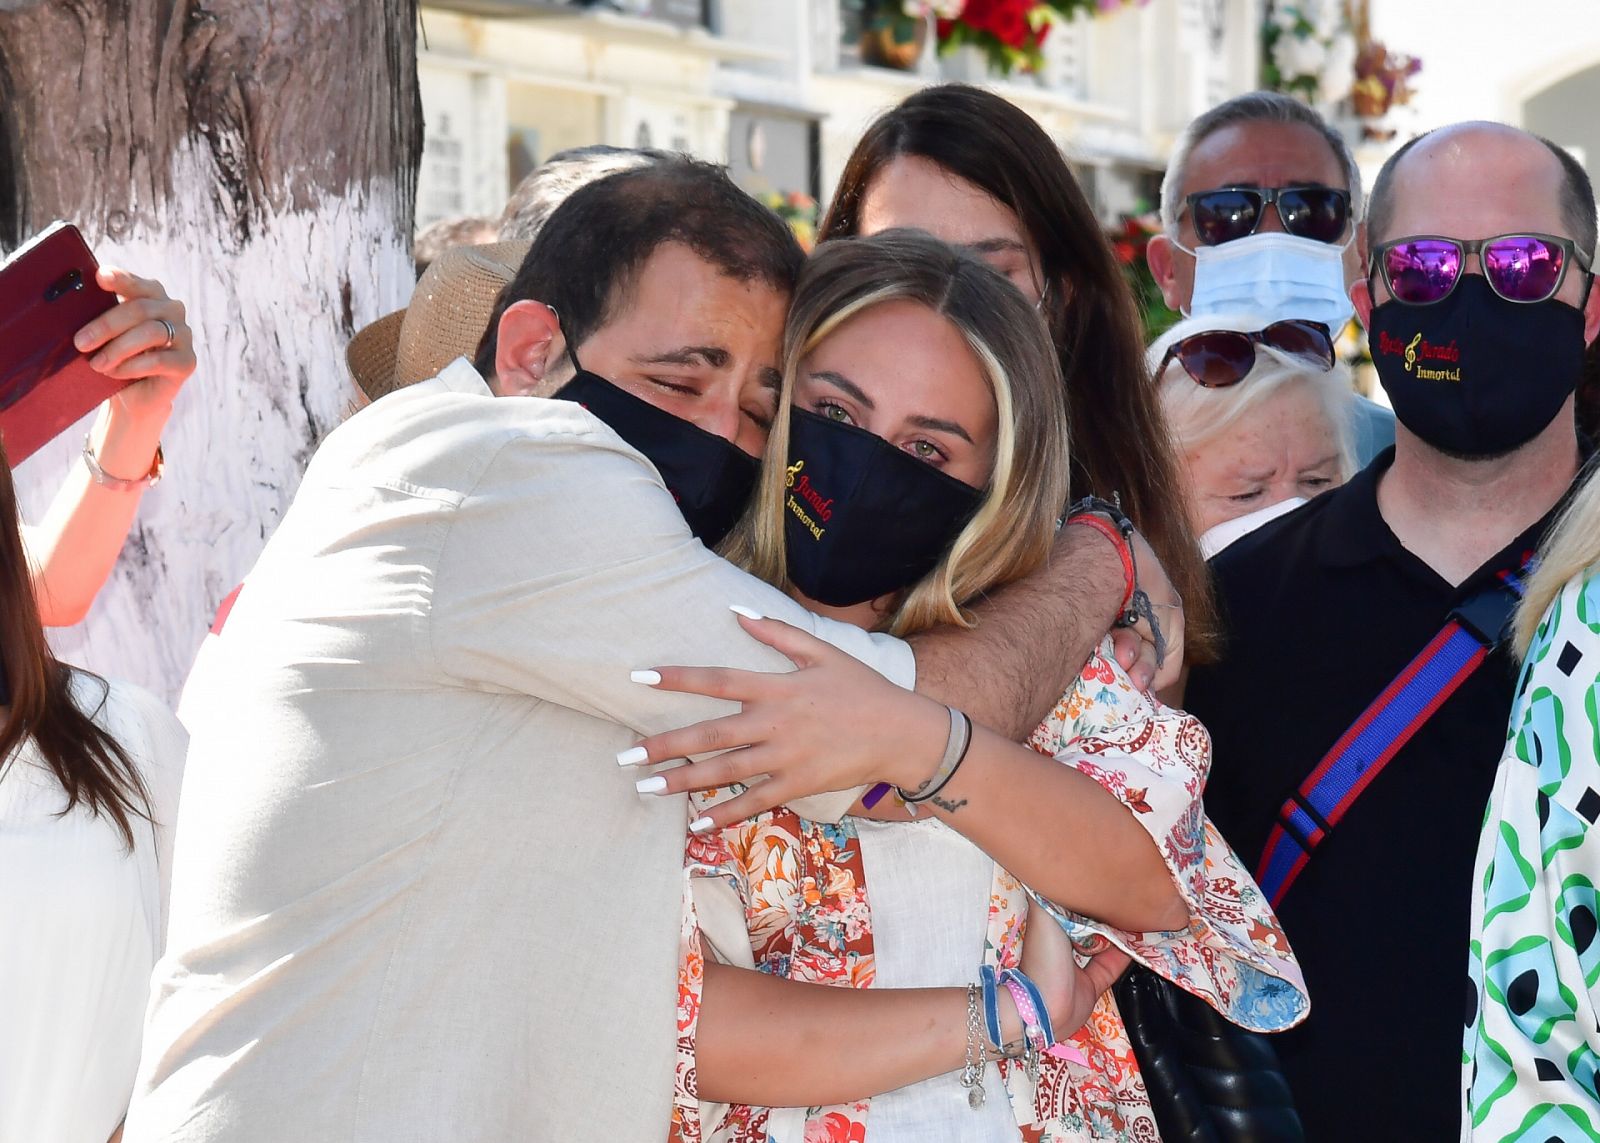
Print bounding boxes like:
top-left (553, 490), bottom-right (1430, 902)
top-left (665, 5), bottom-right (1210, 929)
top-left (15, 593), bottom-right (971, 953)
top-left (1199, 496), bottom-right (1308, 559)
top-left (1181, 232), bottom-right (1355, 333)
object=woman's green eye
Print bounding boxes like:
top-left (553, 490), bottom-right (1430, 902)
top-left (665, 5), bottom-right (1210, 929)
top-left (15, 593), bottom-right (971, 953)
top-left (824, 405), bottom-right (849, 421)
top-left (912, 441), bottom-right (937, 458)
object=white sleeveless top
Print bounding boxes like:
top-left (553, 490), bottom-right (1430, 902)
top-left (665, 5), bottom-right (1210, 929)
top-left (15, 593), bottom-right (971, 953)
top-left (0, 673), bottom-right (186, 1143)
top-left (855, 815), bottom-right (1024, 1142)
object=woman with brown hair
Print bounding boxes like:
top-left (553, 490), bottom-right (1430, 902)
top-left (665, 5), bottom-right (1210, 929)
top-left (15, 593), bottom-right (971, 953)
top-left (819, 83), bottom-right (1217, 660)
top-left (0, 430), bottom-right (187, 1141)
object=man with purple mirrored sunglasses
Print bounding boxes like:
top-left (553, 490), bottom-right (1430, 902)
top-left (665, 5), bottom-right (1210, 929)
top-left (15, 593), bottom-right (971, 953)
top-left (1148, 91), bottom-right (1397, 467)
top-left (1185, 122), bottom-right (1600, 1141)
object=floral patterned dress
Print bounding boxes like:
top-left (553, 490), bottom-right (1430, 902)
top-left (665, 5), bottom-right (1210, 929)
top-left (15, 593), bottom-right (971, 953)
top-left (669, 642), bottom-right (1309, 1142)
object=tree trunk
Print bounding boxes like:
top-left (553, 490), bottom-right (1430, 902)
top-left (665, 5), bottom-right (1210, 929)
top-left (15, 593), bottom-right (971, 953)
top-left (0, 0), bottom-right (422, 702)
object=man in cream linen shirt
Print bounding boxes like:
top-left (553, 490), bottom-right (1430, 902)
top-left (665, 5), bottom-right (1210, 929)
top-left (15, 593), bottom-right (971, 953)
top-left (128, 161), bottom-right (1136, 1142)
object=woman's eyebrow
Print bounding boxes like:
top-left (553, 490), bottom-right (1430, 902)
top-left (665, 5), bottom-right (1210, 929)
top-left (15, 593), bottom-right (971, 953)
top-left (907, 413), bottom-right (974, 444)
top-left (812, 371), bottom-right (974, 443)
top-left (809, 370), bottom-right (875, 408)
top-left (963, 237), bottom-right (1028, 257)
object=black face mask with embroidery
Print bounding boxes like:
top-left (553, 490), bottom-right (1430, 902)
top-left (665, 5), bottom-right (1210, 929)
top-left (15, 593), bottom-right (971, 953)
top-left (552, 366), bottom-right (759, 549)
top-left (782, 407), bottom-right (985, 607)
top-left (1369, 275), bottom-right (1588, 458)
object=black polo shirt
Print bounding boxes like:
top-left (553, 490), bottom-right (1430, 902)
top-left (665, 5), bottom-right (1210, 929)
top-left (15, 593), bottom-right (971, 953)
top-left (1185, 447), bottom-right (1582, 1142)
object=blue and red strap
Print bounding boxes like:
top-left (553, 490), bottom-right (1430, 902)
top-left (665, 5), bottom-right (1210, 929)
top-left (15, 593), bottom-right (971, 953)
top-left (1254, 557), bottom-right (1533, 910)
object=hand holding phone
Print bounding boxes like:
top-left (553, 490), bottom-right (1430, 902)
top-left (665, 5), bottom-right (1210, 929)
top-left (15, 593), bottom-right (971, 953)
top-left (71, 265), bottom-right (194, 409)
top-left (0, 223), bottom-right (124, 465)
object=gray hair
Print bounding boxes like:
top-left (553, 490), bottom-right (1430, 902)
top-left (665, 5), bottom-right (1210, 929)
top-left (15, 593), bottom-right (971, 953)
top-left (1159, 348), bottom-right (1357, 483)
top-left (1160, 91), bottom-right (1364, 236)
top-left (412, 215), bottom-right (498, 275)
top-left (498, 145), bottom-right (671, 242)
top-left (1149, 311), bottom-right (1357, 481)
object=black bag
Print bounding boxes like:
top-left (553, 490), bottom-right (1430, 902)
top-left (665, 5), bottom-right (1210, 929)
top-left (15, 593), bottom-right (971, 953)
top-left (1114, 967), bottom-right (1304, 1143)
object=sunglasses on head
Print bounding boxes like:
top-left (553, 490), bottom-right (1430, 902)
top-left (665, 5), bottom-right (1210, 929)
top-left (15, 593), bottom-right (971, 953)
top-left (1371, 233), bottom-right (1595, 306)
top-left (1158, 319), bottom-right (1336, 389)
top-left (1182, 185), bottom-right (1352, 247)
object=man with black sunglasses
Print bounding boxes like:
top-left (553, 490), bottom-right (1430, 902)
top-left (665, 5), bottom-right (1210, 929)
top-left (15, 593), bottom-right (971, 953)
top-left (1147, 91), bottom-right (1397, 466)
top-left (1184, 123), bottom-right (1600, 1141)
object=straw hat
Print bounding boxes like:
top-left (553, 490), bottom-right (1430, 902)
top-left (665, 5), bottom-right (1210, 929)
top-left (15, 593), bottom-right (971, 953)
top-left (346, 240), bottom-right (531, 401)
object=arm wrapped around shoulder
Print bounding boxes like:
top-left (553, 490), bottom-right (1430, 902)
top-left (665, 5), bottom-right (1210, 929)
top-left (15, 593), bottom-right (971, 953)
top-left (1021, 641), bottom-right (1309, 1035)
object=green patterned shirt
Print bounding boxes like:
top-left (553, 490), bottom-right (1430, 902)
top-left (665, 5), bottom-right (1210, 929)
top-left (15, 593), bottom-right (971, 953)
top-left (1465, 571), bottom-right (1600, 1141)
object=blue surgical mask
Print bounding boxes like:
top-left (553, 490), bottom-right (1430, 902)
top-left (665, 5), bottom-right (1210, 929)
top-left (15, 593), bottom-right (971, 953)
top-left (1180, 232), bottom-right (1355, 333)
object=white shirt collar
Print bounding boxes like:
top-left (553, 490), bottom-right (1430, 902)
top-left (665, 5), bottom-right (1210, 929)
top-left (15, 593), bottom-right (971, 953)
top-left (436, 357), bottom-right (494, 398)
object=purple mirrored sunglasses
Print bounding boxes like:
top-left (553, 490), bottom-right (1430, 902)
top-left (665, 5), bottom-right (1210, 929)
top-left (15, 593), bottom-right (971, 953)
top-left (1372, 233), bottom-right (1594, 306)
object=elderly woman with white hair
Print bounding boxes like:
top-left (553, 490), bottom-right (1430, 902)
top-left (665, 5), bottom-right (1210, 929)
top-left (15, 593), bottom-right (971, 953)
top-left (1151, 312), bottom-right (1357, 556)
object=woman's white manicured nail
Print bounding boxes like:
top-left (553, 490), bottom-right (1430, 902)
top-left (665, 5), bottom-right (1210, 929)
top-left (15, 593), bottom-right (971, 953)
top-left (635, 776), bottom-right (667, 794)
top-left (630, 669), bottom-right (662, 685)
top-left (729, 604), bottom-right (764, 621)
top-left (616, 746), bottom-right (650, 767)
top-left (689, 816), bottom-right (715, 834)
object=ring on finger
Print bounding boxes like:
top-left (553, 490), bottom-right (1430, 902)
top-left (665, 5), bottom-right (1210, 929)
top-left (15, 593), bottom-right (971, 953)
top-left (158, 318), bottom-right (176, 349)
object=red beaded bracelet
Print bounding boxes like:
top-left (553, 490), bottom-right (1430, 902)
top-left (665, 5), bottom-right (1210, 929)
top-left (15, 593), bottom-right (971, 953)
top-left (1065, 513), bottom-right (1136, 616)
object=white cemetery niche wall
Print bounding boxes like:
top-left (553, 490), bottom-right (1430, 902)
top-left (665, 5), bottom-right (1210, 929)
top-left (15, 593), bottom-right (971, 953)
top-left (415, 63), bottom-right (509, 227)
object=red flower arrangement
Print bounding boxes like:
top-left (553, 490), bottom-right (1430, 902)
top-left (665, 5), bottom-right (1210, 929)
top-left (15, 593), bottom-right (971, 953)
top-left (936, 0), bottom-right (1144, 75)
top-left (943, 0), bottom-right (1045, 50)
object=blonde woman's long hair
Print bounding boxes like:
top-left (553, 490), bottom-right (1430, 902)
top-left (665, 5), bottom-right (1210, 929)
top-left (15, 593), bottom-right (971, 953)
top-left (1514, 460), bottom-right (1600, 656)
top-left (723, 230), bottom-right (1071, 638)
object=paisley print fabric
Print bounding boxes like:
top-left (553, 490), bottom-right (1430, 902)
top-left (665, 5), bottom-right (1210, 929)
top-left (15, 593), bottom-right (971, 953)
top-left (671, 641), bottom-right (1307, 1142)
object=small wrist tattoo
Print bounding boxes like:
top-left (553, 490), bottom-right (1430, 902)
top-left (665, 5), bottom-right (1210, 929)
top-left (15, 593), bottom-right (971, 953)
top-left (930, 794), bottom-right (968, 814)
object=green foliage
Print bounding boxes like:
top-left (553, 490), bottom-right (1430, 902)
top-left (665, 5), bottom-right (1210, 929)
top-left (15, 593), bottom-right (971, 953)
top-left (1261, 5), bottom-right (1323, 101)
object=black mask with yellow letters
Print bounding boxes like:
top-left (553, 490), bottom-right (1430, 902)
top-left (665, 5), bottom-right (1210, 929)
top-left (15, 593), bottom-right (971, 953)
top-left (782, 407), bottom-right (984, 607)
top-left (1369, 276), bottom-right (1587, 458)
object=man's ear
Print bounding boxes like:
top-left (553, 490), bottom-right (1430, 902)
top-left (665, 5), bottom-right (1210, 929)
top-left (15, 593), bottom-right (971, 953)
top-left (1351, 276), bottom-right (1375, 330)
top-left (1583, 275), bottom-right (1600, 347)
top-left (1343, 219), bottom-right (1368, 294)
top-left (1145, 233), bottom-right (1183, 312)
top-left (493, 301), bottom-right (567, 397)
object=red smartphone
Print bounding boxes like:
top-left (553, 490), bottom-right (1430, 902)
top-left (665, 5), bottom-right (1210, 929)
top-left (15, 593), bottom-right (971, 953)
top-left (0, 222), bottom-right (123, 465)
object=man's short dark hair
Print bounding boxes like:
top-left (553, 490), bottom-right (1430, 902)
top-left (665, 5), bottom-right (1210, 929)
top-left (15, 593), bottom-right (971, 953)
top-left (1368, 127), bottom-right (1599, 260)
top-left (474, 157), bottom-right (804, 375)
